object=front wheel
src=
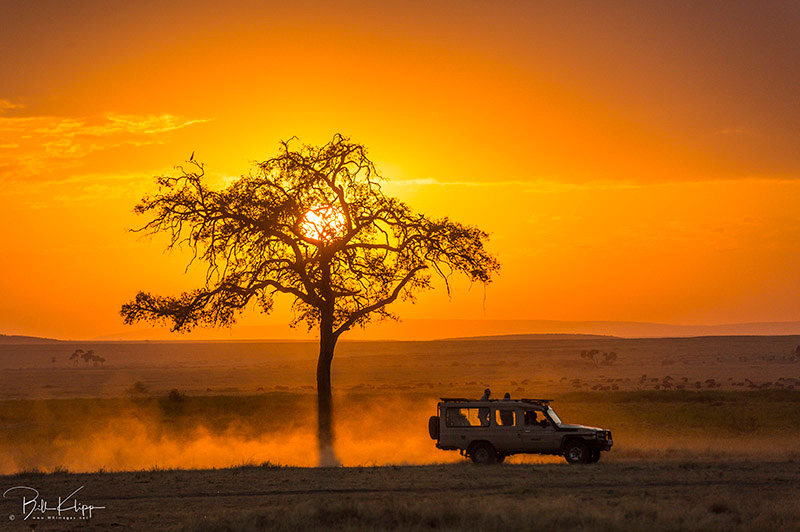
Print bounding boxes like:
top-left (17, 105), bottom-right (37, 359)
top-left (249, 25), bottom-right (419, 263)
top-left (469, 443), bottom-right (497, 464)
top-left (564, 441), bottom-right (590, 464)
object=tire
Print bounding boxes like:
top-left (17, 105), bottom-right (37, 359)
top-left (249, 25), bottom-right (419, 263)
top-left (469, 442), bottom-right (497, 464)
top-left (588, 448), bottom-right (601, 463)
top-left (563, 440), bottom-right (590, 464)
top-left (428, 416), bottom-right (440, 440)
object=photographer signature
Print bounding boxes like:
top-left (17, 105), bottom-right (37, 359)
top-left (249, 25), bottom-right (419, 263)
top-left (3, 485), bottom-right (105, 520)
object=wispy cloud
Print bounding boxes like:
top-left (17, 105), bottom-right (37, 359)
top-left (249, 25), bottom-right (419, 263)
top-left (385, 176), bottom-right (643, 194)
top-left (0, 105), bottom-right (210, 182)
top-left (0, 99), bottom-right (24, 113)
top-left (715, 127), bottom-right (752, 136)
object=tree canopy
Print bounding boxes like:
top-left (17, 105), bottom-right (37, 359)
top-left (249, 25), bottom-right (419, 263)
top-left (122, 134), bottom-right (499, 338)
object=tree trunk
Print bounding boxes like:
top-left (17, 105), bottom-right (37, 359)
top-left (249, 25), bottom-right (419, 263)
top-left (316, 311), bottom-right (340, 466)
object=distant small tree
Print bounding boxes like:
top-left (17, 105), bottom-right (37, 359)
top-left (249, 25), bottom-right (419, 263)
top-left (602, 351), bottom-right (618, 365)
top-left (69, 349), bottom-right (83, 366)
top-left (580, 349), bottom-right (617, 366)
top-left (69, 349), bottom-right (106, 367)
top-left (120, 135), bottom-right (500, 465)
top-left (80, 349), bottom-right (94, 366)
top-left (580, 349), bottom-right (600, 366)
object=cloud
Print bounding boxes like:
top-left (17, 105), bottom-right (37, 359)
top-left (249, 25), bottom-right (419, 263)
top-left (0, 99), bottom-right (24, 113)
top-left (385, 176), bottom-right (643, 194)
top-left (388, 177), bottom-right (538, 188)
top-left (0, 109), bottom-right (210, 182)
top-left (715, 127), bottom-right (751, 136)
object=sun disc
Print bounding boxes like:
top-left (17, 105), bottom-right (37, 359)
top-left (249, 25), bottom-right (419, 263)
top-left (300, 205), bottom-right (347, 241)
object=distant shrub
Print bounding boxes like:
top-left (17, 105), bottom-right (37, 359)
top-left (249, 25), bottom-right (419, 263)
top-left (168, 389), bottom-right (185, 403)
top-left (127, 381), bottom-right (148, 395)
top-left (708, 502), bottom-right (733, 514)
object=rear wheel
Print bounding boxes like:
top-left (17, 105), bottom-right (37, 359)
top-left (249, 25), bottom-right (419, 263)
top-left (564, 440), bottom-right (590, 464)
top-left (469, 443), bottom-right (497, 464)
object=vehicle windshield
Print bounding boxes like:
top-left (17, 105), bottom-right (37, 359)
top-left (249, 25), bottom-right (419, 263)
top-left (546, 406), bottom-right (563, 425)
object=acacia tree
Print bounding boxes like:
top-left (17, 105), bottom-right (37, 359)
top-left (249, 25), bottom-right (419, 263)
top-left (121, 134), bottom-right (499, 465)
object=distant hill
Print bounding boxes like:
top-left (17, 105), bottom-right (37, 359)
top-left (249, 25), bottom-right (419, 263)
top-left (79, 319), bottom-right (800, 342)
top-left (420, 320), bottom-right (800, 341)
top-left (0, 334), bottom-right (61, 344)
top-left (442, 333), bottom-right (617, 341)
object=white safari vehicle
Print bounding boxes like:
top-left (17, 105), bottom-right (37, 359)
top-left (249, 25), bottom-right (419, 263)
top-left (429, 397), bottom-right (613, 464)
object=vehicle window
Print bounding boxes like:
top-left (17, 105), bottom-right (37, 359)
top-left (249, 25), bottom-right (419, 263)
top-left (445, 407), bottom-right (483, 427)
top-left (494, 409), bottom-right (516, 427)
top-left (523, 410), bottom-right (547, 426)
top-left (546, 406), bottom-right (563, 425)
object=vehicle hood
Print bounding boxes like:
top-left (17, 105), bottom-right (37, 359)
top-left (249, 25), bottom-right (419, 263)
top-left (558, 424), bottom-right (603, 432)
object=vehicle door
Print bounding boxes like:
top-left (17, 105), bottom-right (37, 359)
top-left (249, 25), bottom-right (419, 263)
top-left (518, 409), bottom-right (559, 452)
top-left (488, 407), bottom-right (519, 453)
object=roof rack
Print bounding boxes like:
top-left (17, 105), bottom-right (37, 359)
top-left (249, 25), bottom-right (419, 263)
top-left (439, 397), bottom-right (555, 404)
top-left (520, 398), bottom-right (554, 404)
top-left (439, 397), bottom-right (472, 402)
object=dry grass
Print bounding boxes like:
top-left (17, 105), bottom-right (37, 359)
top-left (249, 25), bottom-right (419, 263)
top-left (184, 495), bottom-right (799, 532)
top-left (4, 461), bottom-right (794, 532)
top-left (179, 462), bottom-right (800, 532)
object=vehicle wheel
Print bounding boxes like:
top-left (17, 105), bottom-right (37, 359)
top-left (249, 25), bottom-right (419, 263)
top-left (563, 440), bottom-right (590, 464)
top-left (469, 443), bottom-right (497, 464)
top-left (588, 448), bottom-right (601, 463)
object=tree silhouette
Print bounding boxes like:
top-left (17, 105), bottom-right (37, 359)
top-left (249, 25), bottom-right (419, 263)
top-left (68, 348), bottom-right (105, 367)
top-left (580, 349), bottom-right (600, 366)
top-left (81, 349), bottom-right (95, 366)
top-left (120, 134), bottom-right (499, 465)
top-left (580, 349), bottom-right (617, 366)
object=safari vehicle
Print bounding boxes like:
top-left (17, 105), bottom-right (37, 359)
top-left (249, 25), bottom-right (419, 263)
top-left (428, 397), bottom-right (612, 464)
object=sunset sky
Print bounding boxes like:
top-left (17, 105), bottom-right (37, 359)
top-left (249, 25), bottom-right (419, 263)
top-left (1, 1), bottom-right (799, 340)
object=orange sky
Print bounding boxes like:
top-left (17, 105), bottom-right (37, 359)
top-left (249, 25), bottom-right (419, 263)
top-left (1, 1), bottom-right (799, 339)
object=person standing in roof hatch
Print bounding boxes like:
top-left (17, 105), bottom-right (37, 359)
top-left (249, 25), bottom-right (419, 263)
top-left (478, 388), bottom-right (491, 426)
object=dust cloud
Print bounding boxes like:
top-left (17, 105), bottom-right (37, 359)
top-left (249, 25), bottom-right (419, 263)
top-left (0, 394), bottom-right (462, 473)
top-left (2, 391), bottom-right (798, 474)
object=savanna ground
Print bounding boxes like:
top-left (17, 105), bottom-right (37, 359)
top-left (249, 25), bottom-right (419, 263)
top-left (2, 460), bottom-right (799, 532)
top-left (1, 336), bottom-right (800, 530)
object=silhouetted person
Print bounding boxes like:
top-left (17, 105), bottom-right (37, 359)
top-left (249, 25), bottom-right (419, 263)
top-left (499, 392), bottom-right (514, 425)
top-left (478, 388), bottom-right (491, 426)
top-left (448, 409), bottom-right (471, 427)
